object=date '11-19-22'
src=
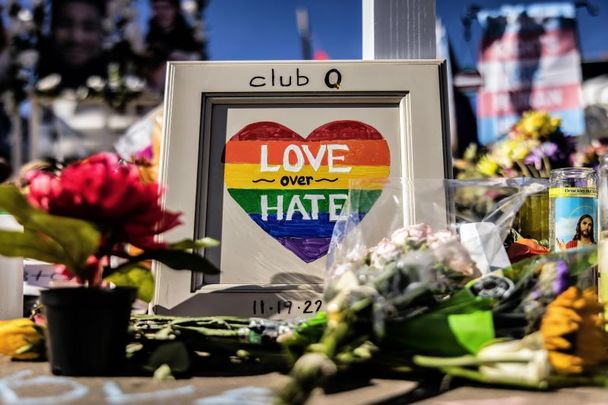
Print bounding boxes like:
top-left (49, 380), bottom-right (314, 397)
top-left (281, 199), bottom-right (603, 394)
top-left (252, 299), bottom-right (323, 316)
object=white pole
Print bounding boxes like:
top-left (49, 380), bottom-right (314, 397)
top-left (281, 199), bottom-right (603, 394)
top-left (0, 214), bottom-right (23, 319)
top-left (362, 0), bottom-right (436, 60)
top-left (362, 0), bottom-right (440, 227)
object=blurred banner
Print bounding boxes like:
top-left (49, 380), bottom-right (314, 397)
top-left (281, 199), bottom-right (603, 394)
top-left (476, 3), bottom-right (585, 145)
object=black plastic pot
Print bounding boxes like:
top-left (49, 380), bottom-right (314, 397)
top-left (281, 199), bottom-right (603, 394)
top-left (40, 287), bottom-right (136, 376)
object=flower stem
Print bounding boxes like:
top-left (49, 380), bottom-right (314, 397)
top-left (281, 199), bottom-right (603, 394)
top-left (440, 366), bottom-right (548, 389)
top-left (542, 156), bottom-right (552, 178)
top-left (414, 354), bottom-right (530, 368)
top-left (547, 374), bottom-right (608, 388)
top-left (516, 160), bottom-right (532, 177)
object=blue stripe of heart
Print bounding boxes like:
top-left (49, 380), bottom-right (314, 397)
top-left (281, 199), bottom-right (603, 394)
top-left (249, 212), bottom-right (367, 238)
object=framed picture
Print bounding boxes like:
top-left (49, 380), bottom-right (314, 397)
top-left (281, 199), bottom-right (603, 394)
top-left (153, 60), bottom-right (451, 318)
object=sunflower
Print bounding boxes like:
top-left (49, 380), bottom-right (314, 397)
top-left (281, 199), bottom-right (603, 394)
top-left (540, 287), bottom-right (608, 374)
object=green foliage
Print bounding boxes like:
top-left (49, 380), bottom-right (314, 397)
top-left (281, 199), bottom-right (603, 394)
top-left (0, 185), bottom-right (101, 278)
top-left (502, 245), bottom-right (596, 283)
top-left (106, 266), bottom-right (155, 302)
top-left (0, 184), bottom-right (220, 289)
top-left (168, 237), bottom-right (220, 250)
top-left (114, 248), bottom-right (220, 274)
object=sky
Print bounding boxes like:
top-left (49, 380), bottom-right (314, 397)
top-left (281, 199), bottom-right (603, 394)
top-left (198, 0), bottom-right (608, 66)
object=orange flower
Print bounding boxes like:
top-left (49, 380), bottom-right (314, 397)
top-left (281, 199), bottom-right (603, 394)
top-left (540, 287), bottom-right (608, 374)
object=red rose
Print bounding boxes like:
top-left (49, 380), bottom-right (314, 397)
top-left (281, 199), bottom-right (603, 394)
top-left (28, 153), bottom-right (181, 250)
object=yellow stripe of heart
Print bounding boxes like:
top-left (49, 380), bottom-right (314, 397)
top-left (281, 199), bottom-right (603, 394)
top-left (225, 163), bottom-right (390, 189)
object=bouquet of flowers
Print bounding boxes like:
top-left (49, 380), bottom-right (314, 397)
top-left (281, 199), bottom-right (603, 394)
top-left (277, 224), bottom-right (605, 404)
top-left (455, 111), bottom-right (575, 179)
top-left (0, 152), bottom-right (218, 300)
top-left (571, 139), bottom-right (608, 169)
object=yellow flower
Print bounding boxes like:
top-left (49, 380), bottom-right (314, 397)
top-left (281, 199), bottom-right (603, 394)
top-left (501, 138), bottom-right (535, 161)
top-left (540, 287), bottom-right (608, 374)
top-left (476, 155), bottom-right (500, 177)
top-left (0, 318), bottom-right (44, 360)
top-left (515, 111), bottom-right (561, 140)
top-left (463, 144), bottom-right (478, 162)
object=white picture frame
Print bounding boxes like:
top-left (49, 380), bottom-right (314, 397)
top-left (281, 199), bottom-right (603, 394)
top-left (153, 60), bottom-right (451, 318)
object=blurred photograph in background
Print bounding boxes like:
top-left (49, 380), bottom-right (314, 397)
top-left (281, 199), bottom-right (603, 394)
top-left (37, 0), bottom-right (109, 90)
top-left (143, 0), bottom-right (204, 94)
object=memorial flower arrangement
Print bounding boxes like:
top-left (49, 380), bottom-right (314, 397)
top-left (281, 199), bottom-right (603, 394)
top-left (273, 224), bottom-right (606, 404)
top-left (4, 217), bottom-right (600, 393)
top-left (0, 152), bottom-right (218, 300)
top-left (455, 111), bottom-right (575, 179)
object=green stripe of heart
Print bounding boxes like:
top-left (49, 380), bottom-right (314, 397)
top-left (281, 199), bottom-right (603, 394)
top-left (227, 189), bottom-right (382, 214)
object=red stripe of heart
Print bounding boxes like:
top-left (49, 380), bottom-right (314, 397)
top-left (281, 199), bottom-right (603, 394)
top-left (232, 120), bottom-right (383, 141)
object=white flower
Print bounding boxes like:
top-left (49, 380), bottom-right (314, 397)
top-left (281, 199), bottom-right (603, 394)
top-left (330, 262), bottom-right (358, 280)
top-left (428, 231), bottom-right (480, 278)
top-left (426, 229), bottom-right (455, 249)
top-left (86, 76), bottom-right (106, 92)
top-left (36, 74), bottom-right (61, 92)
top-left (182, 0), bottom-right (198, 14)
top-left (124, 75), bottom-right (146, 92)
top-left (345, 244), bottom-right (367, 265)
top-left (17, 9), bottom-right (33, 22)
top-left (478, 333), bottom-right (551, 386)
top-left (369, 238), bottom-right (402, 270)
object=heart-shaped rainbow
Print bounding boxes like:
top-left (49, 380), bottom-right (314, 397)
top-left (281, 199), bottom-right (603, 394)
top-left (225, 120), bottom-right (390, 262)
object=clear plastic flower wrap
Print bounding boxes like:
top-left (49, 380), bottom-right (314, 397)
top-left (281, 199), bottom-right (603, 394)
top-left (326, 177), bottom-right (550, 287)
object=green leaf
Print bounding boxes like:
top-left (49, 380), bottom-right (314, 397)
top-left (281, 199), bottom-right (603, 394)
top-left (447, 311), bottom-right (494, 354)
top-left (0, 229), bottom-right (66, 264)
top-left (144, 341), bottom-right (190, 374)
top-left (0, 185), bottom-right (101, 275)
top-left (168, 237), bottom-right (220, 250)
top-left (105, 266), bottom-right (155, 302)
top-left (121, 249), bottom-right (220, 274)
top-left (383, 290), bottom-right (495, 356)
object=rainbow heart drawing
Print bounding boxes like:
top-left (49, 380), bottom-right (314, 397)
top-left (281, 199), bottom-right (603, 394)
top-left (224, 120), bottom-right (390, 263)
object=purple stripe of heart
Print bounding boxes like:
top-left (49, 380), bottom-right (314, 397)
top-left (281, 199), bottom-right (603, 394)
top-left (276, 237), bottom-right (332, 263)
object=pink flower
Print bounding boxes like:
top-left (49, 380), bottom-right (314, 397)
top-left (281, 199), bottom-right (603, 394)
top-left (56, 256), bottom-right (104, 286)
top-left (28, 153), bottom-right (181, 250)
top-left (390, 224), bottom-right (431, 245)
top-left (427, 231), bottom-right (480, 278)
